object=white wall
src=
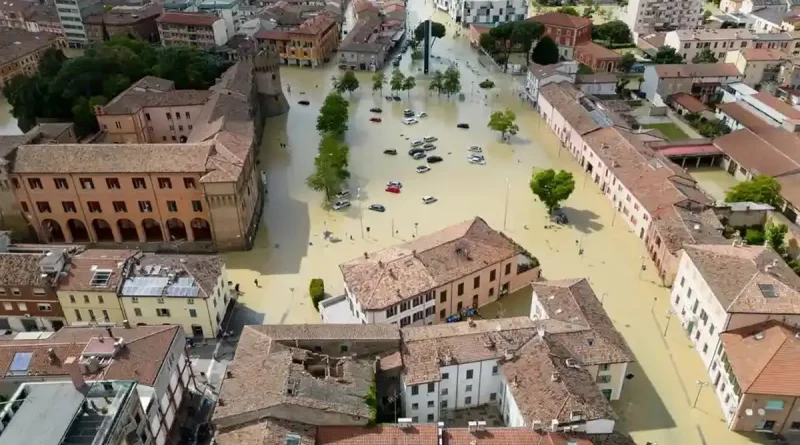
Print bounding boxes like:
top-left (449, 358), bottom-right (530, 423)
top-left (212, 19), bottom-right (229, 46)
top-left (499, 376), bottom-right (525, 427)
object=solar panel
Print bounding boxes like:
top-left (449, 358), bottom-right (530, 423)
top-left (8, 352), bottom-right (33, 376)
top-left (759, 283), bottom-right (778, 298)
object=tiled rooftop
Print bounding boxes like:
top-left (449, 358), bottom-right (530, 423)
top-left (102, 89), bottom-right (211, 115)
top-left (715, 102), bottom-right (774, 132)
top-left (157, 11), bottom-right (220, 25)
top-left (540, 83), bottom-right (602, 135)
top-left (57, 249), bottom-right (137, 291)
top-left (653, 63), bottom-right (742, 78)
top-left (527, 11), bottom-right (591, 29)
top-left (120, 253), bottom-right (225, 299)
top-left (0, 252), bottom-right (50, 287)
top-left (340, 217), bottom-right (525, 310)
top-left (0, 29), bottom-right (61, 67)
top-left (247, 324), bottom-right (401, 341)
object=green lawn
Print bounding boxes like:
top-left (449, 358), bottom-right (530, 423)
top-left (642, 123), bottom-right (689, 141)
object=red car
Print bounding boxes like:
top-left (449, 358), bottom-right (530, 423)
top-left (385, 185), bottom-right (401, 193)
top-left (370, 117), bottom-right (382, 123)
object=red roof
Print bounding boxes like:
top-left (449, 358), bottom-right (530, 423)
top-left (157, 11), bottom-right (218, 26)
top-left (256, 29), bottom-right (291, 40)
top-left (753, 92), bottom-right (800, 120)
top-left (574, 41), bottom-right (621, 60)
top-left (656, 144), bottom-right (720, 156)
top-left (670, 92), bottom-right (709, 113)
top-left (528, 12), bottom-right (591, 29)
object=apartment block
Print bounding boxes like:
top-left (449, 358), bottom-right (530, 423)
top-left (527, 12), bottom-right (591, 60)
top-left (641, 63), bottom-right (743, 107)
top-left (327, 217), bottom-right (540, 325)
top-left (54, 0), bottom-right (103, 47)
top-left (0, 29), bottom-right (66, 89)
top-left (157, 12), bottom-right (228, 48)
top-left (83, 3), bottom-right (162, 44)
top-left (724, 48), bottom-right (789, 87)
top-left (0, 247), bottom-right (69, 332)
top-left (442, 0), bottom-right (527, 25)
top-left (625, 0), bottom-right (703, 36)
top-left (663, 29), bottom-right (755, 63)
top-left (256, 14), bottom-right (338, 67)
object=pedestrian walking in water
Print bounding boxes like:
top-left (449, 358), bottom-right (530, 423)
top-left (254, 278), bottom-right (260, 287)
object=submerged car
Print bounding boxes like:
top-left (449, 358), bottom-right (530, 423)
top-left (370, 117), bottom-right (382, 123)
top-left (410, 140), bottom-right (424, 147)
top-left (383, 149), bottom-right (397, 155)
top-left (416, 165), bottom-right (431, 173)
top-left (468, 155), bottom-right (486, 165)
top-left (369, 204), bottom-right (386, 212)
top-left (468, 145), bottom-right (482, 153)
top-left (386, 181), bottom-right (403, 188)
top-left (412, 152), bottom-right (427, 160)
top-left (392, 96), bottom-right (402, 101)
top-left (335, 190), bottom-right (350, 199)
top-left (423, 143), bottom-right (436, 151)
top-left (457, 123), bottom-right (470, 129)
top-left (417, 112), bottom-right (428, 118)
top-left (385, 185), bottom-right (401, 194)
top-left (551, 209), bottom-right (569, 224)
top-left (370, 107), bottom-right (382, 113)
top-left (422, 196), bottom-right (438, 204)
top-left (298, 100), bottom-right (310, 106)
top-left (423, 136), bottom-right (438, 143)
top-left (408, 148), bottom-right (425, 156)
top-left (332, 200), bottom-right (351, 210)
top-left (427, 155), bottom-right (443, 163)
top-left (402, 118), bottom-right (418, 125)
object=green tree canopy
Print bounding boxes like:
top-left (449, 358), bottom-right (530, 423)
top-left (479, 79), bottom-right (495, 89)
top-left (726, 175), bottom-right (782, 207)
top-left (390, 69), bottom-right (405, 93)
top-left (488, 109), bottom-right (518, 140)
top-left (442, 65), bottom-right (461, 97)
top-left (371, 71), bottom-right (385, 93)
top-left (402, 75), bottom-right (416, 97)
top-left (316, 92), bottom-right (349, 135)
top-left (530, 169), bottom-right (576, 214)
top-left (430, 70), bottom-right (445, 96)
top-left (414, 21), bottom-right (446, 47)
top-left (653, 46), bottom-right (683, 64)
top-left (619, 53), bottom-right (636, 74)
top-left (306, 133), bottom-right (351, 201)
top-left (593, 20), bottom-right (632, 45)
top-left (557, 6), bottom-right (579, 15)
top-left (692, 47), bottom-right (718, 63)
top-left (335, 71), bottom-right (360, 94)
top-left (766, 222), bottom-right (788, 253)
top-left (532, 36), bottom-right (559, 65)
top-left (479, 33), bottom-right (499, 55)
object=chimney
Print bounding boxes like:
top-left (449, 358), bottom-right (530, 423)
top-left (68, 361), bottom-right (86, 391)
top-left (122, 319), bottom-right (131, 329)
top-left (106, 327), bottom-right (114, 340)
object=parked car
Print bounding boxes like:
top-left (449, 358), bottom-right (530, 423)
top-left (369, 204), bottom-right (386, 212)
top-left (386, 185), bottom-right (401, 194)
top-left (386, 181), bottom-right (403, 188)
top-left (468, 145), bottom-right (482, 153)
top-left (423, 143), bottom-right (436, 151)
top-left (298, 100), bottom-right (310, 106)
top-left (457, 123), bottom-right (470, 129)
top-left (551, 209), bottom-right (569, 224)
top-left (392, 96), bottom-right (402, 101)
top-left (409, 148), bottom-right (425, 156)
top-left (416, 165), bottom-right (431, 173)
top-left (332, 200), bottom-right (351, 210)
top-left (427, 155), bottom-right (443, 163)
top-left (412, 152), bottom-right (427, 160)
top-left (392, 59), bottom-right (401, 67)
top-left (403, 109), bottom-right (415, 117)
top-left (384, 95), bottom-right (393, 100)
top-left (370, 107), bottom-right (382, 113)
top-left (410, 140), bottom-right (424, 147)
top-left (468, 155), bottom-right (486, 165)
top-left (335, 190), bottom-right (350, 199)
top-left (403, 118), bottom-right (418, 125)
top-left (423, 136), bottom-right (438, 143)
top-left (417, 112), bottom-right (428, 118)
top-left (383, 149), bottom-right (397, 155)
top-left (422, 196), bottom-right (438, 204)
top-left (370, 117), bottom-right (382, 123)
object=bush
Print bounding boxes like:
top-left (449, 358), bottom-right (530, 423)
top-left (744, 228), bottom-right (765, 246)
top-left (309, 278), bottom-right (325, 310)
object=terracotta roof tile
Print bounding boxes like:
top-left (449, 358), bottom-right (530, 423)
top-left (0, 253), bottom-right (51, 287)
top-left (528, 12), bottom-right (591, 29)
top-left (670, 93), bottom-right (709, 114)
top-left (157, 11), bottom-right (219, 26)
top-left (574, 41), bottom-right (620, 60)
top-left (715, 102), bottom-right (773, 132)
top-left (653, 63), bottom-right (742, 78)
top-left (247, 324), bottom-right (400, 341)
top-left (0, 29), bottom-right (62, 67)
top-left (57, 249), bottom-right (137, 291)
top-left (540, 82), bottom-right (600, 135)
top-left (741, 48), bottom-right (788, 61)
top-left (753, 92), bottom-right (800, 120)
top-left (217, 418), bottom-right (317, 445)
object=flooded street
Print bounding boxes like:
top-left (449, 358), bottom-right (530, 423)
top-left (224, 3), bottom-right (761, 444)
top-left (0, 98), bottom-right (22, 136)
top-left (690, 167), bottom-right (739, 202)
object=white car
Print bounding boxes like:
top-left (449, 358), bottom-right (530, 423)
top-left (335, 190), bottom-right (350, 199)
top-left (468, 145), bottom-right (482, 153)
top-left (332, 200), bottom-right (351, 210)
top-left (417, 112), bottom-right (428, 118)
top-left (410, 140), bottom-right (424, 147)
top-left (422, 196), bottom-right (438, 204)
top-left (403, 118), bottom-right (419, 125)
top-left (387, 181), bottom-right (403, 188)
top-left (416, 165), bottom-right (431, 173)
top-left (468, 155), bottom-right (486, 165)
top-left (423, 136), bottom-right (438, 143)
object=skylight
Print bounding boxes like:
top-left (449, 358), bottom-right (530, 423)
top-left (7, 352), bottom-right (33, 376)
top-left (285, 433), bottom-right (302, 445)
top-left (90, 269), bottom-right (113, 287)
top-left (758, 283), bottom-right (778, 299)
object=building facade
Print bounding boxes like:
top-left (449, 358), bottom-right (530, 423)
top-left (256, 15), bottom-right (338, 67)
top-left (527, 12), bottom-right (591, 59)
top-left (157, 12), bottom-right (229, 48)
top-left (0, 248), bottom-right (69, 332)
top-left (641, 63), bottom-right (744, 107)
top-left (663, 29), bottom-right (755, 63)
top-left (84, 4), bottom-right (162, 44)
top-left (573, 41), bottom-right (621, 73)
top-left (54, 0), bottom-right (103, 47)
top-left (0, 29), bottom-right (66, 89)
top-left (625, 0), bottom-right (703, 36)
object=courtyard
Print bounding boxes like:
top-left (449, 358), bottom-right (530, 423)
top-left (221, 3), bottom-right (767, 445)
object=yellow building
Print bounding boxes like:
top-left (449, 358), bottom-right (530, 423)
top-left (0, 29), bottom-right (65, 89)
top-left (118, 253), bottom-right (232, 338)
top-left (56, 249), bottom-right (136, 325)
top-left (255, 14), bottom-right (338, 67)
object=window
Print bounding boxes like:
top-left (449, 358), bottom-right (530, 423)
top-left (442, 372), bottom-right (449, 379)
top-left (12, 178), bottom-right (20, 189)
top-left (441, 388), bottom-right (448, 395)
top-left (440, 290), bottom-right (447, 303)
top-left (54, 178), bottom-right (69, 189)
top-left (97, 295), bottom-right (104, 304)
top-left (489, 393), bottom-right (497, 401)
top-left (176, 112), bottom-right (181, 120)
top-left (412, 311), bottom-right (424, 322)
top-left (166, 112), bottom-right (172, 120)
top-left (157, 297), bottom-right (164, 304)
top-left (192, 200), bottom-right (203, 212)
top-left (709, 325), bottom-right (715, 336)
top-left (131, 297), bottom-right (139, 303)
top-left (440, 309), bottom-right (445, 319)
top-left (411, 403), bottom-right (419, 410)
top-left (791, 422), bottom-right (800, 430)
top-left (1, 302), bottom-right (10, 311)
top-left (113, 201), bottom-right (127, 213)
top-left (457, 283), bottom-right (464, 296)
top-left (596, 375), bottom-right (611, 384)
top-left (599, 364), bottom-right (610, 371)
top-left (102, 310), bottom-right (109, 321)
top-left (441, 401), bottom-right (448, 409)
top-left (400, 316), bottom-right (410, 327)
top-left (106, 178), bottom-right (120, 189)
top-left (702, 343), bottom-right (708, 354)
top-left (36, 201), bottom-right (51, 213)
top-left (400, 301), bottom-right (410, 312)
top-left (411, 385), bottom-right (419, 395)
top-left (28, 178), bottom-right (43, 189)
top-left (492, 365), bottom-right (498, 375)
top-left (675, 294), bottom-right (680, 305)
top-left (490, 270), bottom-right (496, 281)
top-left (425, 307), bottom-right (435, 316)
top-left (134, 308), bottom-right (142, 316)
top-left (115, 121), bottom-right (122, 129)
top-left (80, 178), bottom-right (94, 189)
top-left (132, 178), bottom-right (147, 189)
top-left (88, 309), bottom-right (96, 321)
top-left (12, 288), bottom-right (20, 296)
top-left (87, 201), bottom-right (102, 213)
top-left (20, 202), bottom-right (28, 212)
top-left (466, 384), bottom-right (473, 392)
top-left (765, 400), bottom-right (785, 411)
top-left (62, 201), bottom-right (77, 213)
top-left (167, 201), bottom-right (178, 212)
top-left (505, 263), bottom-right (511, 275)
top-left (386, 306), bottom-right (397, 318)
top-left (427, 383), bottom-right (435, 393)
top-left (757, 420), bottom-right (776, 431)
top-left (189, 309), bottom-right (197, 318)
top-left (178, 125), bottom-right (184, 131)
top-left (466, 369), bottom-right (473, 379)
top-left (465, 396), bottom-right (472, 405)
top-left (184, 178), bottom-right (196, 189)
top-left (186, 112), bottom-right (191, 119)
top-left (37, 303), bottom-right (51, 311)
top-left (83, 295), bottom-right (89, 303)
top-left (138, 201), bottom-right (153, 212)
top-left (69, 295), bottom-right (75, 303)
top-left (473, 276), bottom-right (480, 289)
top-left (158, 178), bottom-right (172, 189)
top-left (74, 309), bottom-right (82, 321)
top-left (411, 416), bottom-right (418, 423)
top-left (156, 308), bottom-right (171, 317)
top-left (427, 413), bottom-right (435, 422)
top-left (145, 113), bottom-right (151, 121)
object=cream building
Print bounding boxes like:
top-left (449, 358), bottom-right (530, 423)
top-left (663, 28), bottom-right (755, 63)
top-left (57, 249), bottom-right (136, 325)
top-left (724, 48), bottom-right (789, 87)
top-left (118, 253), bottom-right (232, 338)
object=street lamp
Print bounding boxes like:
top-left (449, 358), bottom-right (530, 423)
top-left (663, 310), bottom-right (674, 337)
top-left (651, 296), bottom-right (658, 313)
top-left (693, 381), bottom-right (709, 408)
top-left (600, 292), bottom-right (608, 307)
top-left (503, 178), bottom-right (510, 230)
top-left (638, 256), bottom-right (647, 279)
top-left (358, 188), bottom-right (364, 239)
top-left (414, 222), bottom-right (419, 237)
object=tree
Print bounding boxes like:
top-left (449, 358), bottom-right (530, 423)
top-left (309, 278), bottom-right (325, 310)
top-left (316, 92), bottom-right (349, 135)
top-left (557, 6), bottom-right (579, 15)
top-left (582, 6), bottom-right (595, 18)
top-left (306, 133), bottom-right (350, 200)
top-left (430, 70), bottom-right (445, 96)
top-left (594, 20), bottom-right (632, 46)
top-left (766, 222), bottom-right (788, 253)
top-left (532, 36), bottom-right (559, 65)
top-left (442, 65), bottom-right (461, 97)
top-left (401, 75), bottom-right (416, 97)
top-left (479, 33), bottom-right (499, 55)
top-left (510, 21), bottom-right (543, 65)
top-left (371, 71), bottom-right (385, 93)
top-left (336, 71), bottom-right (360, 94)
top-left (652, 46), bottom-right (683, 64)
top-left (692, 47), bottom-right (718, 63)
top-left (414, 21), bottom-right (446, 47)
top-left (488, 23), bottom-right (515, 71)
top-left (530, 169), bottom-right (576, 214)
top-left (619, 53), bottom-right (636, 74)
top-left (390, 69), bottom-right (405, 93)
top-left (479, 79), bottom-right (495, 89)
top-left (578, 64), bottom-right (594, 74)
top-left (702, 10), bottom-right (712, 24)
top-left (411, 46), bottom-right (423, 60)
top-left (726, 175), bottom-right (782, 207)
top-left (488, 109), bottom-right (518, 140)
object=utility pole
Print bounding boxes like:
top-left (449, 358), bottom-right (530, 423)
top-left (503, 178), bottom-right (510, 230)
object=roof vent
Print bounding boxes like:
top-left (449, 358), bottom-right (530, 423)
top-left (397, 418), bottom-right (413, 428)
top-left (504, 349), bottom-right (515, 360)
top-left (755, 331), bottom-right (764, 340)
top-left (550, 371), bottom-right (560, 382)
top-left (565, 358), bottom-right (580, 369)
top-left (467, 318), bottom-right (476, 327)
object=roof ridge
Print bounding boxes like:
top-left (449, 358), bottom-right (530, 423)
top-left (127, 325), bottom-right (178, 344)
top-left (743, 326), bottom-right (790, 392)
top-left (727, 270), bottom-right (760, 311)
